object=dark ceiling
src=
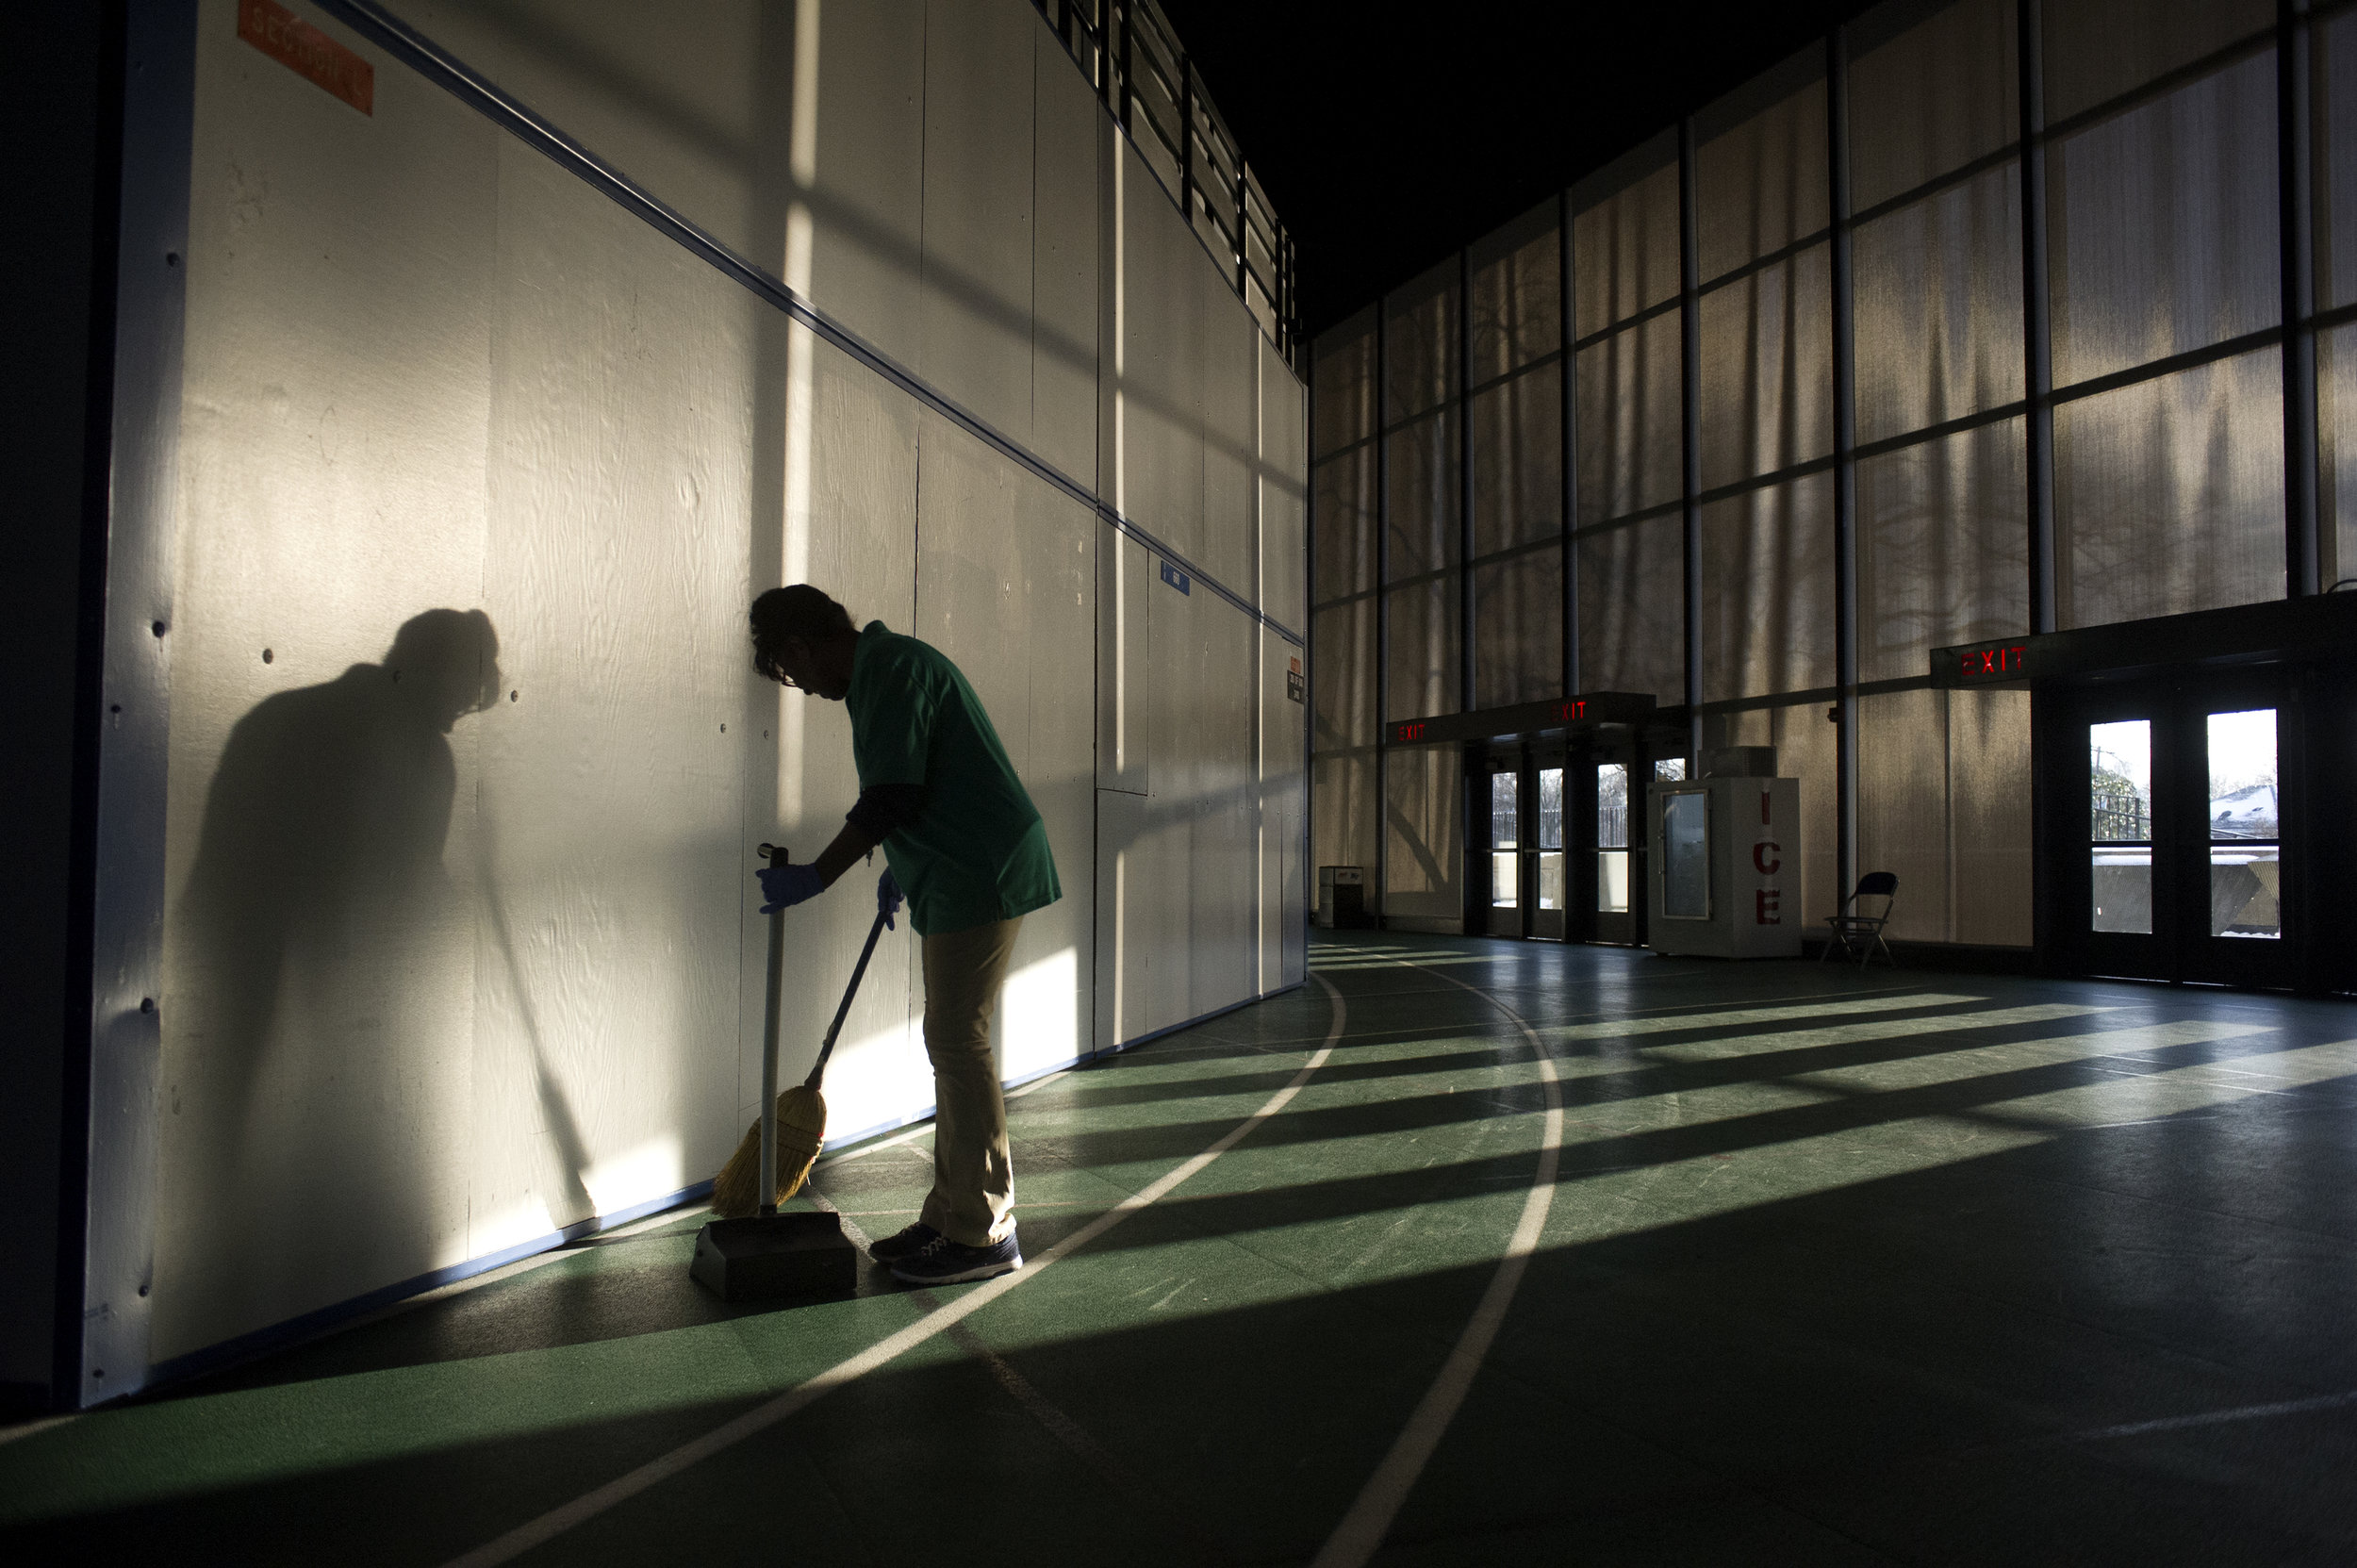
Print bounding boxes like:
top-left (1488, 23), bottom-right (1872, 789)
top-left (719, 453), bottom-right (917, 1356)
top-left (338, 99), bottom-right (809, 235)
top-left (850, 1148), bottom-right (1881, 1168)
top-left (1157, 0), bottom-right (1877, 342)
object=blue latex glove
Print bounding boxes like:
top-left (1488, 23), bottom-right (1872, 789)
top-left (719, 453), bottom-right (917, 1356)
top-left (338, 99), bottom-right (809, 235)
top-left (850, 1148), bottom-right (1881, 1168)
top-left (756, 861), bottom-right (823, 914)
top-left (877, 867), bottom-right (904, 931)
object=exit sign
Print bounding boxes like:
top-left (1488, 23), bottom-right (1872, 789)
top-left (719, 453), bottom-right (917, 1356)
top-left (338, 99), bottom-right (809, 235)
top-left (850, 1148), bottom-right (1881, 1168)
top-left (1932, 637), bottom-right (2033, 686)
top-left (1386, 692), bottom-right (1654, 747)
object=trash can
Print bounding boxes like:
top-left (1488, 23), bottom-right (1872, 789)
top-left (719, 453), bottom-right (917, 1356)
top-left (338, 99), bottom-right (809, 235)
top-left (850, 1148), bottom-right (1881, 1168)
top-left (1317, 866), bottom-right (1368, 929)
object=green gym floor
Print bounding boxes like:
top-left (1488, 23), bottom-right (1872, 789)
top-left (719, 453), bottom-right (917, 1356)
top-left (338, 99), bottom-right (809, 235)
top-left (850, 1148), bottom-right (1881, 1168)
top-left (8, 933), bottom-right (2357, 1565)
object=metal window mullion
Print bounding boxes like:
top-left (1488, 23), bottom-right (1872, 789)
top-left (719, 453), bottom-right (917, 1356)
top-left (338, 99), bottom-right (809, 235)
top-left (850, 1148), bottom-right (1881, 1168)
top-left (1092, 0), bottom-right (1109, 104)
top-left (1178, 54), bottom-right (1195, 227)
top-left (1560, 189), bottom-right (1580, 701)
top-left (2019, 0), bottom-right (2057, 632)
top-left (1375, 302), bottom-right (1391, 923)
top-left (1235, 158), bottom-right (1251, 298)
top-left (1116, 0), bottom-right (1132, 134)
top-left (1305, 362), bottom-right (1317, 909)
top-left (1678, 116), bottom-right (1704, 767)
top-left (1459, 249), bottom-right (1476, 715)
top-left (2283, 0), bottom-right (2321, 597)
top-left (1830, 26), bottom-right (1861, 915)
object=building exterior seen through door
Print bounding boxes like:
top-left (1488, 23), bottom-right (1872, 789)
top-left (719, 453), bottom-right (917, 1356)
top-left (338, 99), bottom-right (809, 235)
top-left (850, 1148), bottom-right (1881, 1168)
top-left (1470, 718), bottom-right (1673, 946)
top-left (1482, 748), bottom-right (1565, 940)
top-left (1383, 693), bottom-right (1672, 949)
top-left (1951, 593), bottom-right (2357, 996)
top-left (2052, 677), bottom-right (2298, 988)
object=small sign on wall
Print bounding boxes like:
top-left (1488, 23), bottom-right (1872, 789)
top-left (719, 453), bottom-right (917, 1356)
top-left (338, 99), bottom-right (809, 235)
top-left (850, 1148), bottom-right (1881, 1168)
top-left (239, 0), bottom-right (375, 115)
top-left (1159, 559), bottom-right (1192, 595)
top-left (1287, 655), bottom-right (1305, 703)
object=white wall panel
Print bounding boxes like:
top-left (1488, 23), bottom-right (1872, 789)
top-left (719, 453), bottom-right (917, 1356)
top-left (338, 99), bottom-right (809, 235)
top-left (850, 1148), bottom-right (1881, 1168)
top-left (804, 0), bottom-right (930, 368)
top-left (1093, 786), bottom-right (1155, 1047)
top-left (157, 3), bottom-right (502, 1362)
top-left (1032, 24), bottom-right (1100, 487)
top-left (1260, 627), bottom-right (1309, 993)
top-left (1259, 335), bottom-right (1310, 633)
top-left (915, 410), bottom-right (1096, 1082)
top-left (918, 0), bottom-right (1036, 445)
top-left (1096, 532), bottom-right (1153, 796)
top-left (1198, 605), bottom-right (1261, 1018)
top-left (1113, 136), bottom-right (1205, 563)
top-left (470, 143), bottom-right (756, 1265)
top-left (1153, 581), bottom-right (1257, 1029)
top-left (1201, 278), bottom-right (1258, 593)
top-left (375, 0), bottom-right (789, 268)
top-left (1097, 540), bottom-right (1261, 1040)
top-left (1095, 536), bottom-right (1156, 1047)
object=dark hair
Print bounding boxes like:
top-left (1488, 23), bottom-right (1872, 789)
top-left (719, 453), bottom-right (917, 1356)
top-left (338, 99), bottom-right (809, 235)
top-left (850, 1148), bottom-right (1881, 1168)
top-left (750, 585), bottom-right (854, 683)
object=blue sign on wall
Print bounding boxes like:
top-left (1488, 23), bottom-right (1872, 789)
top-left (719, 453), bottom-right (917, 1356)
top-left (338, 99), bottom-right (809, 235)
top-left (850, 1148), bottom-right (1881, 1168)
top-left (1159, 559), bottom-right (1191, 595)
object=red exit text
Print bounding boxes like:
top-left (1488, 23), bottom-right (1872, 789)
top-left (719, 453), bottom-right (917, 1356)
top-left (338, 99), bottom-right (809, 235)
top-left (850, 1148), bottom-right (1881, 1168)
top-left (1956, 644), bottom-right (2027, 680)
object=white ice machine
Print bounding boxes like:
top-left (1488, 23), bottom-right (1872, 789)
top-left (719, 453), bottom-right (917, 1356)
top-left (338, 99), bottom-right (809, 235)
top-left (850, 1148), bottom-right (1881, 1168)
top-left (1645, 765), bottom-right (1801, 959)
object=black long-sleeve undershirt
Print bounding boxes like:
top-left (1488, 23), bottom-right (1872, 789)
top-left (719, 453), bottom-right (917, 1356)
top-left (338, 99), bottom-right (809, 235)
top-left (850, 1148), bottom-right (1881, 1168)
top-left (846, 782), bottom-right (926, 840)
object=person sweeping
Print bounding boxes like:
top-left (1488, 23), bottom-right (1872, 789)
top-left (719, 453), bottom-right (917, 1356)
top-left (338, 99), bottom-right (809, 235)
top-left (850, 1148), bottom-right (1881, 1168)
top-left (747, 585), bottom-right (1059, 1285)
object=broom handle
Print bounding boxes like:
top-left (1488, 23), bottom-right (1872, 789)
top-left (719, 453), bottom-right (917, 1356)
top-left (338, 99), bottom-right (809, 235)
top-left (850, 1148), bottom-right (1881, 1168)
top-left (756, 844), bottom-right (790, 1218)
top-left (805, 904), bottom-right (891, 1092)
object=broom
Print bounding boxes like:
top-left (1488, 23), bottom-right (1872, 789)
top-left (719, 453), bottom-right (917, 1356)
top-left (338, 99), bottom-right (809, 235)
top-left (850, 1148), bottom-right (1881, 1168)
top-left (711, 846), bottom-right (893, 1217)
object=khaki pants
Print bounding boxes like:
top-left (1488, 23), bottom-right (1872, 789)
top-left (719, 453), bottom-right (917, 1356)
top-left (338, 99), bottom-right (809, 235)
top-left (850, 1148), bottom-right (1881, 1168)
top-left (918, 916), bottom-right (1022, 1246)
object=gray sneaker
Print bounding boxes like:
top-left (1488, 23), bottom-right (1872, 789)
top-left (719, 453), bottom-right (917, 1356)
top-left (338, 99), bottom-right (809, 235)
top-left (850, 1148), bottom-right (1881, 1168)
top-left (888, 1226), bottom-right (1022, 1285)
top-left (866, 1222), bottom-right (942, 1265)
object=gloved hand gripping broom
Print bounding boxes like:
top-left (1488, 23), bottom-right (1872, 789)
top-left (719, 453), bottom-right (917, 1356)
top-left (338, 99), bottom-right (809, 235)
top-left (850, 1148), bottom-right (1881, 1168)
top-left (710, 845), bottom-right (891, 1217)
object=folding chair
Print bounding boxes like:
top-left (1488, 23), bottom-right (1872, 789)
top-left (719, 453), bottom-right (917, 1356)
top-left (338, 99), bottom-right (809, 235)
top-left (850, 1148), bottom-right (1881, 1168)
top-left (1821, 872), bottom-right (1898, 966)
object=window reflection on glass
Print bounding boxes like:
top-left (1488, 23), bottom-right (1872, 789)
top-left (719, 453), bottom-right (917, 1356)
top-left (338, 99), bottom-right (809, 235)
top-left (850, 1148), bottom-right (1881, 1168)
top-left (1538, 850), bottom-right (1565, 910)
top-left (1537, 768), bottom-right (1564, 849)
top-left (1598, 850), bottom-right (1628, 912)
top-left (1492, 850), bottom-right (1519, 908)
top-left (2088, 718), bottom-right (2151, 934)
top-left (1662, 790), bottom-right (1707, 917)
top-left (2208, 708), bottom-right (2279, 939)
top-left (1655, 758), bottom-right (1687, 782)
top-left (2206, 709), bottom-right (2277, 839)
top-left (1597, 763), bottom-right (1628, 849)
top-left (1491, 771), bottom-right (1519, 850)
top-left (2089, 719), bottom-right (2151, 843)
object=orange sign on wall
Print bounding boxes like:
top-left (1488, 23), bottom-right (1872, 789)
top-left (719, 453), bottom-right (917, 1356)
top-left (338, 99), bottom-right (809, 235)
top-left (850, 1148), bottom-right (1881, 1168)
top-left (238, 0), bottom-right (374, 115)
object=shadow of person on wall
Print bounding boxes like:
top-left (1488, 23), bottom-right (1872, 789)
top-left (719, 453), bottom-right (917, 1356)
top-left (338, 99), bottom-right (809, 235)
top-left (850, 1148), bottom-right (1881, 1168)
top-left (168, 609), bottom-right (507, 1345)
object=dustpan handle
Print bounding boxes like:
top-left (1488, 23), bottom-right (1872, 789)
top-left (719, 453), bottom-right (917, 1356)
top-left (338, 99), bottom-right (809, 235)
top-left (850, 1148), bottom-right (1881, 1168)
top-left (805, 905), bottom-right (891, 1091)
top-left (756, 843), bottom-right (792, 1216)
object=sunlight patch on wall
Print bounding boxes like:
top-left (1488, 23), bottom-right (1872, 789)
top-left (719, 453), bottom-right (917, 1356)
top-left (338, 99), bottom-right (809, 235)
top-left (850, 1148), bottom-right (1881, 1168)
top-left (1002, 946), bottom-right (1081, 1079)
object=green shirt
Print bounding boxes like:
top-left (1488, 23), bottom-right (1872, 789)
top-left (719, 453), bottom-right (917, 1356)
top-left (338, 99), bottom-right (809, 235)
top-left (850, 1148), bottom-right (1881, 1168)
top-left (846, 622), bottom-right (1061, 936)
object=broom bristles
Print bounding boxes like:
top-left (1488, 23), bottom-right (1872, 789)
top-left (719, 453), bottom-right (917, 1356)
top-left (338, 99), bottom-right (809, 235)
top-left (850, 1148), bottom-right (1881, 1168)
top-left (709, 1085), bottom-right (828, 1217)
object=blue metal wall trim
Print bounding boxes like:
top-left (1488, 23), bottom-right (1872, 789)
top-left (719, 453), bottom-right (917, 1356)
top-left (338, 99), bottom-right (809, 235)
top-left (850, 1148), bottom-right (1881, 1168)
top-left (308, 0), bottom-right (1302, 649)
top-left (76, 0), bottom-right (196, 1411)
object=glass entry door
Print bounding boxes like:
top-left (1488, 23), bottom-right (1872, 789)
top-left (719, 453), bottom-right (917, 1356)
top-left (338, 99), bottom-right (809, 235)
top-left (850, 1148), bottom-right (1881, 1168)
top-left (1478, 748), bottom-right (1568, 940)
top-left (1532, 758), bottom-right (1567, 940)
top-left (2062, 679), bottom-right (2293, 987)
top-left (1486, 766), bottom-right (1523, 937)
top-left (1592, 760), bottom-right (1634, 944)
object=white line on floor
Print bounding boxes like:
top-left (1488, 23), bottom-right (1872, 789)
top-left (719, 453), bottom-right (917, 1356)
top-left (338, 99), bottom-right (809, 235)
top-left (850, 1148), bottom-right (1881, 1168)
top-left (2041, 1388), bottom-right (2357, 1445)
top-left (1310, 963), bottom-right (1566, 1568)
top-left (438, 984), bottom-right (1349, 1568)
top-left (817, 1120), bottom-right (935, 1165)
